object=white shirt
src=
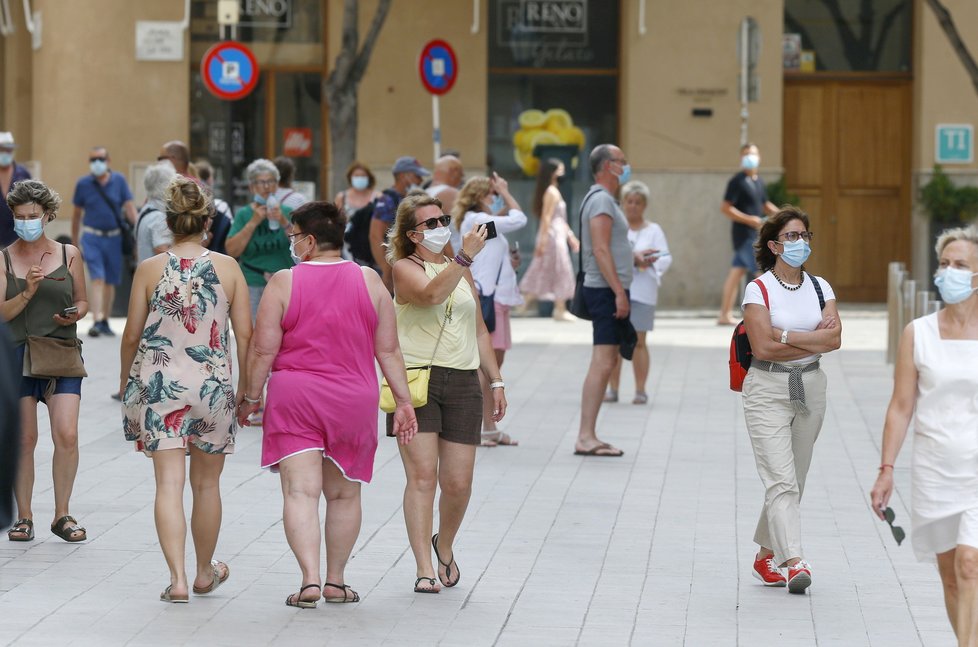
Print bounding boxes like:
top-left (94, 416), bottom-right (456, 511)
top-left (460, 209), bottom-right (528, 307)
top-left (274, 186), bottom-right (308, 210)
top-left (742, 270), bottom-right (836, 365)
top-left (627, 223), bottom-right (671, 305)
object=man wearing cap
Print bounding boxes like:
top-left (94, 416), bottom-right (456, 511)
top-left (370, 156), bottom-right (429, 290)
top-left (71, 146), bottom-right (138, 337)
top-left (0, 132), bottom-right (32, 248)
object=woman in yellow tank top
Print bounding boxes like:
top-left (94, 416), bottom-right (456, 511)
top-left (386, 193), bottom-right (507, 594)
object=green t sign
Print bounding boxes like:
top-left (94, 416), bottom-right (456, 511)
top-left (936, 124), bottom-right (973, 164)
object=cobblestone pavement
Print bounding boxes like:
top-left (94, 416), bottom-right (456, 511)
top-left (0, 312), bottom-right (954, 646)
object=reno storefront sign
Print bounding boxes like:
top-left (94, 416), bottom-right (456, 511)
top-left (238, 0), bottom-right (292, 28)
top-left (491, 0), bottom-right (618, 69)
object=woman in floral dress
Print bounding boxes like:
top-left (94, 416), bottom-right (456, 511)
top-left (120, 177), bottom-right (253, 603)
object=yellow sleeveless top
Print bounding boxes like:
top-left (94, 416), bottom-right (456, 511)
top-left (395, 260), bottom-right (480, 370)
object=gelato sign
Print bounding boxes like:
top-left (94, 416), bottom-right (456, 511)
top-left (491, 0), bottom-right (618, 69)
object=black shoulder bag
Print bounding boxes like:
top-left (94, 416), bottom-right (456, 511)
top-left (91, 178), bottom-right (135, 261)
top-left (569, 189), bottom-right (602, 320)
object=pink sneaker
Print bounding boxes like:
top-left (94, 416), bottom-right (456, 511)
top-left (752, 554), bottom-right (786, 587)
top-left (787, 560), bottom-right (812, 593)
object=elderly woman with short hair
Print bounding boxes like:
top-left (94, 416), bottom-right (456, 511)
top-left (238, 201), bottom-right (416, 608)
top-left (225, 158), bottom-right (293, 319)
top-left (2, 180), bottom-right (89, 543)
top-left (135, 162), bottom-right (178, 263)
top-left (387, 194), bottom-right (506, 593)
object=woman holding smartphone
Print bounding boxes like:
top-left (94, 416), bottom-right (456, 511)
top-left (2, 180), bottom-right (90, 543)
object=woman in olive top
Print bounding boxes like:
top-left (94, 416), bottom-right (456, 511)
top-left (225, 158), bottom-right (293, 319)
top-left (1, 180), bottom-right (90, 543)
top-left (386, 193), bottom-right (507, 593)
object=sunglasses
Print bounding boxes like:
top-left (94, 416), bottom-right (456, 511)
top-left (414, 215), bottom-right (451, 230)
top-left (881, 507), bottom-right (906, 546)
top-left (89, 156), bottom-right (108, 163)
top-left (39, 251), bottom-right (74, 281)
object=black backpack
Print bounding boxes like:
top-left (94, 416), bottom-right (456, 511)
top-left (345, 188), bottom-right (401, 266)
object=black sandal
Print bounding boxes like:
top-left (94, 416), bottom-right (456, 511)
top-left (322, 582), bottom-right (360, 603)
top-left (286, 584), bottom-right (320, 609)
top-left (414, 577), bottom-right (439, 594)
top-left (7, 519), bottom-right (33, 542)
top-left (51, 515), bottom-right (86, 542)
top-left (432, 533), bottom-right (460, 587)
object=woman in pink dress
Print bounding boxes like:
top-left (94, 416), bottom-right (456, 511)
top-left (519, 158), bottom-right (580, 321)
top-left (238, 202), bottom-right (417, 608)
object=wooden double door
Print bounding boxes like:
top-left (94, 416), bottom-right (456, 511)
top-left (783, 78), bottom-right (911, 302)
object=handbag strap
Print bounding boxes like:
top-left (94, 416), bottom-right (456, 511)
top-left (425, 290), bottom-right (455, 368)
top-left (577, 188), bottom-right (603, 271)
top-left (91, 176), bottom-right (127, 230)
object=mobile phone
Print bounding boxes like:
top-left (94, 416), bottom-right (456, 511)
top-left (61, 306), bottom-right (78, 317)
top-left (483, 221), bottom-right (498, 240)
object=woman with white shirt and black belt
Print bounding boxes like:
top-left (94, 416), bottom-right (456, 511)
top-left (741, 206), bottom-right (841, 595)
top-left (453, 173), bottom-right (527, 447)
top-left (605, 181), bottom-right (671, 405)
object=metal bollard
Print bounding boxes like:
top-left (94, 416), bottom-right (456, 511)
top-left (886, 262), bottom-right (906, 364)
top-left (916, 291), bottom-right (931, 318)
top-left (926, 299), bottom-right (943, 315)
top-left (902, 279), bottom-right (917, 331)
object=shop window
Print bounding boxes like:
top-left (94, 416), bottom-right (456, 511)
top-left (190, 0), bottom-right (323, 66)
top-left (783, 0), bottom-right (911, 72)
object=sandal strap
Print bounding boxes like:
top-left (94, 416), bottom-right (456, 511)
top-left (299, 584), bottom-right (321, 593)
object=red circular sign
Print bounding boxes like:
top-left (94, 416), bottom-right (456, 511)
top-left (201, 41), bottom-right (260, 101)
top-left (418, 40), bottom-right (458, 96)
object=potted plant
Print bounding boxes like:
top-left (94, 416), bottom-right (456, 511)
top-left (920, 165), bottom-right (978, 274)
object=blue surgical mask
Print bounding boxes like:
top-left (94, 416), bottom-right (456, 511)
top-left (351, 176), bottom-right (369, 190)
top-left (90, 160), bottom-right (108, 176)
top-left (289, 235), bottom-right (308, 265)
top-left (253, 193), bottom-right (266, 206)
top-left (742, 154), bottom-right (760, 170)
top-left (934, 267), bottom-right (978, 304)
top-left (615, 164), bottom-right (632, 184)
top-left (490, 194), bottom-right (505, 213)
top-left (779, 239), bottom-right (811, 267)
top-left (14, 218), bottom-right (44, 242)
top-left (0, 152), bottom-right (13, 167)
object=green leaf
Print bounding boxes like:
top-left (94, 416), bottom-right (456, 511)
top-left (185, 346), bottom-right (213, 363)
top-left (146, 371), bottom-right (164, 404)
top-left (145, 408), bottom-right (163, 433)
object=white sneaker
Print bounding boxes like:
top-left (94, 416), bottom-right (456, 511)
top-left (787, 560), bottom-right (812, 594)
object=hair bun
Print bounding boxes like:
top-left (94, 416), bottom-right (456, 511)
top-left (165, 176), bottom-right (212, 237)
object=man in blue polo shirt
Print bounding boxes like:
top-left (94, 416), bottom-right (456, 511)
top-left (0, 132), bottom-right (32, 248)
top-left (71, 146), bottom-right (138, 337)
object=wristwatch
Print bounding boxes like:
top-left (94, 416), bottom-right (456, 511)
top-left (780, 329), bottom-right (789, 344)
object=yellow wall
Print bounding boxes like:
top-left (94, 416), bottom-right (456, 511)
top-left (327, 0), bottom-right (488, 181)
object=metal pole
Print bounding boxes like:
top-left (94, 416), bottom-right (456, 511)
top-left (739, 18), bottom-right (749, 146)
top-left (886, 261), bottom-right (905, 364)
top-left (432, 94), bottom-right (441, 162)
top-left (902, 279), bottom-right (917, 327)
top-left (223, 25), bottom-right (234, 208)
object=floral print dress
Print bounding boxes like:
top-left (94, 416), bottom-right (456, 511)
top-left (123, 251), bottom-right (236, 455)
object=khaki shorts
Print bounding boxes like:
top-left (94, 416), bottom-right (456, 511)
top-left (386, 366), bottom-right (482, 445)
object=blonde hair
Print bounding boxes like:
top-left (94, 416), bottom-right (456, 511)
top-left (165, 176), bottom-right (212, 238)
top-left (936, 225), bottom-right (978, 257)
top-left (6, 180), bottom-right (62, 220)
top-left (386, 193), bottom-right (443, 264)
top-left (451, 176), bottom-right (491, 230)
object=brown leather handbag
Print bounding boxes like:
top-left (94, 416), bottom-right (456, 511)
top-left (25, 335), bottom-right (87, 379)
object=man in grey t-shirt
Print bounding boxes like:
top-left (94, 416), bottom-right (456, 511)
top-left (574, 144), bottom-right (633, 458)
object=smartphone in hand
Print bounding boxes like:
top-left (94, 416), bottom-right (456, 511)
top-left (483, 221), bottom-right (498, 240)
top-left (61, 306), bottom-right (79, 318)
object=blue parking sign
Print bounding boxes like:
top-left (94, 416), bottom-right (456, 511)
top-left (936, 124), bottom-right (973, 164)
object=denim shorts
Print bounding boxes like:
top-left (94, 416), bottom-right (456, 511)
top-left (732, 232), bottom-right (758, 272)
top-left (81, 231), bottom-right (123, 285)
top-left (15, 345), bottom-right (83, 402)
top-left (583, 286), bottom-right (631, 346)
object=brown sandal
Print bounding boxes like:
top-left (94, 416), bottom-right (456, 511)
top-left (7, 519), bottom-right (33, 542)
top-left (322, 582), bottom-right (360, 603)
top-left (51, 515), bottom-right (86, 542)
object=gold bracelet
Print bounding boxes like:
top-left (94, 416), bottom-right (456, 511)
top-left (21, 291), bottom-right (31, 302)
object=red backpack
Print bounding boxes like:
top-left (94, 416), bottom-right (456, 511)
top-left (729, 279), bottom-right (768, 392)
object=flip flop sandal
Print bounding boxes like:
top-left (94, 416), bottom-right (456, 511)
top-left (160, 585), bottom-right (189, 603)
top-left (193, 560), bottom-right (230, 595)
top-left (431, 534), bottom-right (460, 587)
top-left (322, 582), bottom-right (360, 603)
top-left (573, 442), bottom-right (624, 457)
top-left (7, 518), bottom-right (33, 542)
top-left (633, 393), bottom-right (649, 405)
top-left (603, 389), bottom-right (619, 403)
top-left (286, 584), bottom-right (321, 609)
top-left (414, 577), bottom-right (439, 594)
top-left (51, 515), bottom-right (86, 542)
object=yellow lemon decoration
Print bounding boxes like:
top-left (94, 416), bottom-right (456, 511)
top-left (512, 108), bottom-right (585, 177)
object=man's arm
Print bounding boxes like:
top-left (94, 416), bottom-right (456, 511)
top-left (123, 200), bottom-right (138, 226)
top-left (71, 206), bottom-right (83, 245)
top-left (721, 200), bottom-right (762, 228)
top-left (589, 214), bottom-right (628, 318)
top-left (764, 201), bottom-right (779, 216)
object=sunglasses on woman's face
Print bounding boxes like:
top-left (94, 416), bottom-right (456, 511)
top-left (414, 215), bottom-right (451, 230)
top-left (881, 507), bottom-right (905, 546)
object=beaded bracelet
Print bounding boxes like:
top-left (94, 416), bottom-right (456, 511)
top-left (879, 464), bottom-right (894, 471)
top-left (242, 394), bottom-right (261, 404)
top-left (453, 254), bottom-right (472, 268)
top-left (489, 381), bottom-right (505, 390)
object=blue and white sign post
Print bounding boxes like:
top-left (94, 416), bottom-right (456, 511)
top-left (418, 40), bottom-right (458, 161)
top-left (936, 124), bottom-right (974, 164)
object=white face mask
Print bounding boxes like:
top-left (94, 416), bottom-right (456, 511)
top-left (417, 226), bottom-right (451, 254)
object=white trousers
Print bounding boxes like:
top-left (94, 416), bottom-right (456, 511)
top-left (743, 365), bottom-right (827, 566)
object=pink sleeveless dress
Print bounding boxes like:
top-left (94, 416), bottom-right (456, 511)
top-left (519, 199), bottom-right (576, 301)
top-left (260, 261), bottom-right (380, 482)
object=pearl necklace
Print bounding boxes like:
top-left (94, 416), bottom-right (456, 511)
top-left (772, 269), bottom-right (804, 291)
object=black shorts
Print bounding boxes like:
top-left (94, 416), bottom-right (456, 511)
top-left (583, 286), bottom-right (630, 346)
top-left (386, 366), bottom-right (482, 445)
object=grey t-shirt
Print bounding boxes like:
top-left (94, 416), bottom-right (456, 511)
top-left (136, 202), bottom-right (173, 263)
top-left (581, 184), bottom-right (633, 289)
